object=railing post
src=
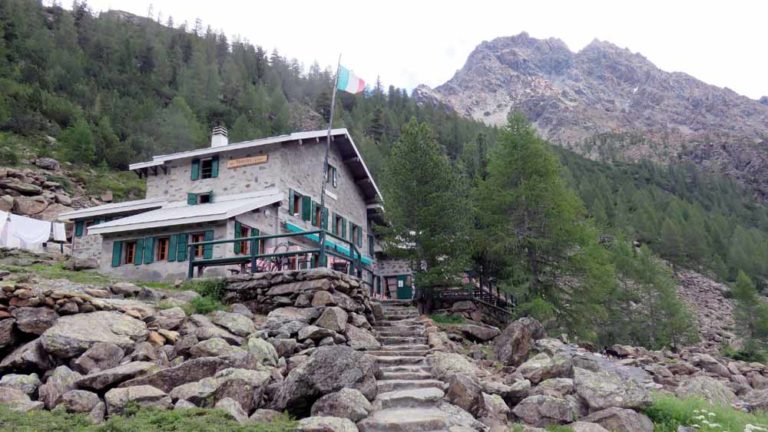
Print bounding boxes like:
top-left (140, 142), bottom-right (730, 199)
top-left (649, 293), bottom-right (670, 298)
top-left (250, 238), bottom-right (257, 273)
top-left (318, 230), bottom-right (326, 268)
top-left (187, 244), bottom-right (194, 279)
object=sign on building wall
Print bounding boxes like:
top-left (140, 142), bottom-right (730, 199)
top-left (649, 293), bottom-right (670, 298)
top-left (227, 155), bottom-right (268, 169)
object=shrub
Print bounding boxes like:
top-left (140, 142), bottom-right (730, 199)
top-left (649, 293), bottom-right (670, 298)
top-left (184, 295), bottom-right (225, 315)
top-left (430, 313), bottom-right (465, 324)
top-left (645, 393), bottom-right (768, 432)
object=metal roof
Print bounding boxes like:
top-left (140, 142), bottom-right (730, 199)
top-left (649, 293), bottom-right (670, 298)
top-left (129, 128), bottom-right (383, 203)
top-left (87, 190), bottom-right (283, 235)
top-left (58, 198), bottom-right (166, 222)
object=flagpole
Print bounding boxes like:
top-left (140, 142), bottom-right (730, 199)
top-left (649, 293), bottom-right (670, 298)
top-left (318, 54), bottom-right (341, 269)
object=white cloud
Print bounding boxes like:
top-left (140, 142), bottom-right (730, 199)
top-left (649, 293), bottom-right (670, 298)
top-left (82, 0), bottom-right (768, 99)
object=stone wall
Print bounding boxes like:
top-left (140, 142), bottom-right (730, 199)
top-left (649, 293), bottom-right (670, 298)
top-left (72, 233), bottom-right (101, 261)
top-left (374, 258), bottom-right (412, 277)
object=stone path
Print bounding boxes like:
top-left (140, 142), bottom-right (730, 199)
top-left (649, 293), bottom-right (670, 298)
top-left (358, 300), bottom-right (482, 432)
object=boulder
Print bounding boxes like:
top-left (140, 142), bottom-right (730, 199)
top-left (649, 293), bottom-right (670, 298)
top-left (298, 325), bottom-right (336, 341)
top-left (213, 368), bottom-right (271, 413)
top-left (0, 195), bottom-right (12, 212)
top-left (344, 324), bottom-right (380, 350)
top-left (0, 339), bottom-right (53, 372)
top-left (189, 337), bottom-right (244, 358)
top-left (743, 388), bottom-right (768, 412)
top-left (427, 351), bottom-right (482, 381)
top-left (34, 157), bottom-right (61, 170)
top-left (40, 311), bottom-right (148, 358)
top-left (214, 397), bottom-right (249, 424)
top-left (296, 416), bottom-right (358, 432)
top-left (675, 375), bottom-right (736, 406)
top-left (76, 361), bottom-right (157, 391)
top-left (154, 307), bottom-right (187, 330)
top-left (0, 373), bottom-right (41, 395)
top-left (209, 311), bottom-right (255, 337)
top-left (494, 318), bottom-right (545, 366)
top-left (72, 342), bottom-right (125, 374)
top-left (109, 282), bottom-right (141, 297)
top-left (446, 374), bottom-right (482, 412)
top-left (63, 257), bottom-right (98, 271)
top-left (38, 365), bottom-right (82, 409)
top-left (573, 367), bottom-right (651, 411)
top-left (477, 392), bottom-right (510, 428)
top-left (310, 388), bottom-right (372, 422)
top-left (518, 353), bottom-right (572, 384)
top-left (2, 180), bottom-right (42, 196)
top-left (311, 291), bottom-right (335, 307)
top-left (455, 323), bottom-right (501, 342)
top-left (0, 318), bottom-right (16, 350)
top-left (570, 422), bottom-right (610, 432)
top-left (55, 193), bottom-right (72, 206)
top-left (315, 307), bottom-right (348, 332)
top-left (174, 399), bottom-right (197, 409)
top-left (581, 407), bottom-right (654, 432)
top-left (11, 307), bottom-right (59, 335)
top-left (692, 353), bottom-right (731, 378)
top-left (13, 196), bottom-right (48, 215)
top-left (105, 385), bottom-right (172, 415)
top-left (512, 394), bottom-right (574, 426)
top-left (330, 292), bottom-right (363, 313)
top-left (60, 390), bottom-right (101, 413)
top-left (0, 386), bottom-right (32, 407)
top-left (250, 408), bottom-right (284, 422)
top-left (169, 377), bottom-right (221, 407)
top-left (120, 357), bottom-right (232, 393)
top-left (265, 307), bottom-right (320, 328)
top-left (244, 336), bottom-right (279, 366)
top-left (272, 345), bottom-right (378, 416)
top-left (192, 315), bottom-right (244, 345)
top-left (530, 378), bottom-right (574, 398)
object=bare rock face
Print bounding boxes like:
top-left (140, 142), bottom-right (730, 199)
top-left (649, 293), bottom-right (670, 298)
top-left (494, 317), bottom-right (545, 366)
top-left (40, 311), bottom-right (148, 359)
top-left (573, 367), bottom-right (651, 411)
top-left (417, 32), bottom-right (768, 199)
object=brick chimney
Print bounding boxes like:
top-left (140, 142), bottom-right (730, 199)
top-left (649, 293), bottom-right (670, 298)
top-left (211, 125), bottom-right (228, 148)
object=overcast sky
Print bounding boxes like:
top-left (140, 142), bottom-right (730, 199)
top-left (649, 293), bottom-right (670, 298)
top-left (80, 0), bottom-right (768, 100)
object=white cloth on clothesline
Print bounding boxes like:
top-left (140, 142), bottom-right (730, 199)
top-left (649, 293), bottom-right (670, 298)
top-left (7, 214), bottom-right (51, 248)
top-left (52, 222), bottom-right (67, 242)
top-left (0, 210), bottom-right (9, 247)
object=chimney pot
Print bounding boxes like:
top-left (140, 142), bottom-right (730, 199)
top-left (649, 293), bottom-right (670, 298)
top-left (211, 125), bottom-right (228, 148)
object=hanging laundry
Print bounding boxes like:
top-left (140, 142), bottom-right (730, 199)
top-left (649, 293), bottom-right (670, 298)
top-left (0, 211), bottom-right (9, 248)
top-left (6, 214), bottom-right (51, 250)
top-left (52, 222), bottom-right (67, 242)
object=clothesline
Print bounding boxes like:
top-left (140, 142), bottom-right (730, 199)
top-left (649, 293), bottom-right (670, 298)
top-left (0, 210), bottom-right (67, 251)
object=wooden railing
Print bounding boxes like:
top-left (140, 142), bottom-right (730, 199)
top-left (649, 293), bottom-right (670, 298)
top-left (417, 283), bottom-right (516, 325)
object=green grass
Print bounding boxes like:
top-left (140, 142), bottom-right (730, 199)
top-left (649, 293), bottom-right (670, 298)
top-left (430, 313), bottom-right (466, 324)
top-left (721, 344), bottom-right (766, 363)
top-left (0, 405), bottom-right (295, 432)
top-left (69, 169), bottom-right (146, 202)
top-left (184, 296), bottom-right (225, 315)
top-left (2, 263), bottom-right (113, 286)
top-left (645, 393), bottom-right (768, 432)
top-left (136, 281), bottom-right (177, 291)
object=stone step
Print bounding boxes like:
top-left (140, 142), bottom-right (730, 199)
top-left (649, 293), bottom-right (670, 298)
top-left (379, 336), bottom-right (428, 345)
top-left (367, 349), bottom-right (429, 357)
top-left (376, 329), bottom-right (425, 337)
top-left (373, 321), bottom-right (421, 327)
top-left (376, 344), bottom-right (430, 352)
top-left (357, 408), bottom-right (447, 432)
top-left (377, 379), bottom-right (446, 393)
top-left (379, 364), bottom-right (432, 373)
top-left (374, 388), bottom-right (445, 410)
top-left (380, 370), bottom-right (434, 380)
top-left (373, 355), bottom-right (426, 366)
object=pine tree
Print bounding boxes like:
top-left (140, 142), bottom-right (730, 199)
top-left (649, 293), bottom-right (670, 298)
top-left (732, 271), bottom-right (768, 358)
top-left (60, 117), bottom-right (95, 164)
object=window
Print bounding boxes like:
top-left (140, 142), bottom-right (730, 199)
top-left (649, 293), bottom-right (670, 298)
top-left (191, 156), bottom-right (219, 180)
top-left (313, 204), bottom-right (323, 228)
top-left (326, 165), bottom-right (338, 188)
top-left (191, 233), bottom-right (206, 258)
top-left (351, 224), bottom-right (362, 247)
top-left (333, 214), bottom-right (347, 239)
top-left (368, 234), bottom-right (375, 256)
top-left (124, 241), bottom-right (137, 264)
top-left (236, 223), bottom-right (250, 255)
top-left (156, 237), bottom-right (170, 261)
top-left (200, 158), bottom-right (214, 179)
top-left (291, 191), bottom-right (302, 217)
top-left (187, 192), bottom-right (213, 205)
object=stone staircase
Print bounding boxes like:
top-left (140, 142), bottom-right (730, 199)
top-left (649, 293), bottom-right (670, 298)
top-left (358, 300), bottom-right (483, 432)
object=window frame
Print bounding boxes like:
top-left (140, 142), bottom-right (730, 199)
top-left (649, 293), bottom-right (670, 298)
top-left (124, 241), bottom-right (137, 265)
top-left (191, 233), bottom-right (206, 258)
top-left (200, 158), bottom-right (214, 179)
top-left (292, 192), bottom-right (303, 217)
top-left (197, 192), bottom-right (213, 204)
top-left (326, 164), bottom-right (338, 188)
top-left (156, 237), bottom-right (170, 261)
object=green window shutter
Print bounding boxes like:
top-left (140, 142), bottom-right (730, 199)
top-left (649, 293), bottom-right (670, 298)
top-left (134, 238), bottom-right (144, 265)
top-left (191, 159), bottom-right (200, 180)
top-left (111, 241), bottom-right (122, 267)
top-left (368, 234), bottom-right (374, 255)
top-left (357, 226), bottom-right (363, 247)
top-left (211, 156), bottom-right (219, 178)
top-left (168, 235), bottom-right (177, 262)
top-left (74, 221), bottom-right (84, 237)
top-left (341, 218), bottom-right (347, 239)
top-left (234, 221), bottom-right (242, 254)
top-left (301, 196), bottom-right (312, 221)
top-left (288, 189), bottom-right (295, 214)
top-left (177, 233), bottom-right (189, 261)
top-left (322, 207), bottom-right (329, 230)
top-left (203, 230), bottom-right (214, 259)
top-left (252, 228), bottom-right (260, 254)
top-left (331, 213), bottom-right (338, 235)
top-left (187, 193), bottom-right (197, 206)
top-left (143, 237), bottom-right (155, 264)
top-left (311, 201), bottom-right (318, 226)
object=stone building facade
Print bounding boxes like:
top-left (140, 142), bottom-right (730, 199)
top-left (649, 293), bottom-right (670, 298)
top-left (58, 129), bottom-right (407, 286)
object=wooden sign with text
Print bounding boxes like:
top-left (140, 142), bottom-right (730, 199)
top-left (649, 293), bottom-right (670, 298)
top-left (227, 155), bottom-right (268, 168)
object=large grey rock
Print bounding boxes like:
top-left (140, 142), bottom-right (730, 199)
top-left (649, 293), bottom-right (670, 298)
top-left (476, 392), bottom-right (510, 428)
top-left (310, 388), bottom-right (372, 422)
top-left (35, 157), bottom-right (61, 170)
top-left (272, 345), bottom-right (378, 416)
top-left (0, 386), bottom-right (32, 407)
top-left (214, 397), bottom-right (249, 424)
top-left (494, 318), bottom-right (545, 366)
top-left (209, 311), bottom-right (255, 337)
top-left (297, 416), bottom-right (358, 432)
top-left (244, 336), bottom-right (279, 366)
top-left (250, 408), bottom-right (284, 423)
top-left (0, 318), bottom-right (16, 350)
top-left (315, 307), bottom-right (348, 332)
top-left (60, 390), bottom-right (101, 413)
top-left (427, 351), bottom-right (482, 381)
top-left (189, 337), bottom-right (244, 358)
top-left (38, 365), bottom-right (82, 409)
top-left (154, 307), bottom-right (187, 330)
top-left (344, 324), bottom-right (380, 350)
top-left (191, 315), bottom-right (244, 345)
top-left (212, 368), bottom-right (271, 413)
top-left (298, 325), bottom-right (336, 341)
top-left (120, 356), bottom-right (233, 392)
top-left (446, 374), bottom-right (482, 413)
top-left (0, 339), bottom-right (53, 372)
top-left (169, 377), bottom-right (221, 406)
top-left (265, 307), bottom-right (320, 328)
top-left (573, 367), bottom-right (651, 410)
top-left (105, 385), bottom-right (172, 415)
top-left (744, 388), bottom-right (768, 412)
top-left (512, 394), bottom-right (574, 426)
top-left (570, 422), bottom-right (610, 432)
top-left (517, 353), bottom-right (572, 384)
top-left (582, 407), bottom-right (654, 432)
top-left (76, 361), bottom-right (157, 391)
top-left (109, 282), bottom-right (141, 297)
top-left (72, 342), bottom-right (125, 374)
top-left (0, 373), bottom-right (41, 395)
top-left (11, 307), bottom-right (59, 335)
top-left (675, 375), bottom-right (736, 406)
top-left (40, 311), bottom-right (148, 358)
top-left (455, 323), bottom-right (501, 342)
top-left (530, 378), bottom-right (574, 398)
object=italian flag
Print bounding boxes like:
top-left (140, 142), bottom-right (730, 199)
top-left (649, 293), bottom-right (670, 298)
top-left (337, 66), bottom-right (366, 94)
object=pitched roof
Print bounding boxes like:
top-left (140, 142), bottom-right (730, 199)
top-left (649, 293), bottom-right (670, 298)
top-left (58, 198), bottom-right (166, 222)
top-left (87, 190), bottom-right (283, 235)
top-left (129, 128), bottom-right (383, 203)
